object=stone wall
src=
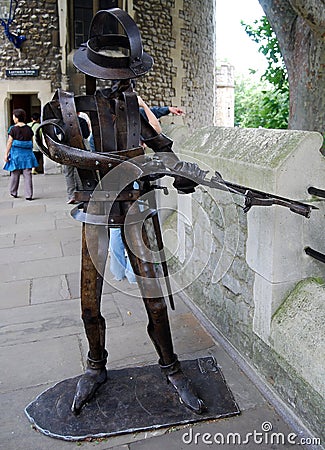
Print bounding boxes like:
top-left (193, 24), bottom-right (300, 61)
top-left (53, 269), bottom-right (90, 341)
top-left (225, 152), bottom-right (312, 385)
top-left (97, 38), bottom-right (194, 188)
top-left (162, 125), bottom-right (325, 440)
top-left (65, 0), bottom-right (216, 129)
top-left (0, 0), bottom-right (61, 91)
top-left (101, 0), bottom-right (216, 129)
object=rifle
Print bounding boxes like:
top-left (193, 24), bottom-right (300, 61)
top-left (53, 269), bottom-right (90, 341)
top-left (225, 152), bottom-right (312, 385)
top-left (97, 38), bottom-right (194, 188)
top-left (139, 157), bottom-right (316, 219)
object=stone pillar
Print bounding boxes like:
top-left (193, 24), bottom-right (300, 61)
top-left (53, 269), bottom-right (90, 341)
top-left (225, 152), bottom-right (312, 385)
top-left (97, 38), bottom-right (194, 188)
top-left (215, 63), bottom-right (235, 127)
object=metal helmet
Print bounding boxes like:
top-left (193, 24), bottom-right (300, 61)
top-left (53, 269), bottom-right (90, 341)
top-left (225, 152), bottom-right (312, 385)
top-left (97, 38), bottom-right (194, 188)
top-left (73, 8), bottom-right (153, 80)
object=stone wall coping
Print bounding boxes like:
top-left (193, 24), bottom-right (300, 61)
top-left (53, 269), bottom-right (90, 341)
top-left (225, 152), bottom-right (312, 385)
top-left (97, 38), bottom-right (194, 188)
top-left (168, 125), bottom-right (324, 198)
top-left (181, 126), bottom-right (323, 169)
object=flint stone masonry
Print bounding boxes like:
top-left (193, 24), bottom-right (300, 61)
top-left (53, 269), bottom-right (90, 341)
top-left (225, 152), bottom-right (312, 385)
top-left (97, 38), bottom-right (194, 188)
top-left (68, 0), bottom-right (215, 130)
top-left (0, 0), bottom-right (61, 90)
top-left (162, 125), bottom-right (325, 440)
top-left (84, 0), bottom-right (215, 129)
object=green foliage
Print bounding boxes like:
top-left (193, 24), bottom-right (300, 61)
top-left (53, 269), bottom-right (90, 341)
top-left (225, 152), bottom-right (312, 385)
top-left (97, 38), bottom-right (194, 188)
top-left (234, 16), bottom-right (289, 129)
top-left (243, 16), bottom-right (288, 93)
top-left (234, 77), bottom-right (289, 129)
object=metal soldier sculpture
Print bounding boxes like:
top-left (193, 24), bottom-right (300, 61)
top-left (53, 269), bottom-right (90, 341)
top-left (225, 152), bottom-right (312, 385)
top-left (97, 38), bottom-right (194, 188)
top-left (38, 8), bottom-right (205, 415)
top-left (37, 8), bottom-right (314, 418)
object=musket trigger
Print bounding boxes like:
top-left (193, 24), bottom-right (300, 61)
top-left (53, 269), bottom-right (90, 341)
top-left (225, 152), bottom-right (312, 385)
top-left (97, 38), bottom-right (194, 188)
top-left (242, 190), bottom-right (253, 213)
top-left (243, 197), bottom-right (252, 213)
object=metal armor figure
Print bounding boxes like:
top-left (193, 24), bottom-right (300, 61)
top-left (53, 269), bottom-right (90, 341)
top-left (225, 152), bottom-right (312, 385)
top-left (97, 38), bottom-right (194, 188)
top-left (37, 8), bottom-right (205, 415)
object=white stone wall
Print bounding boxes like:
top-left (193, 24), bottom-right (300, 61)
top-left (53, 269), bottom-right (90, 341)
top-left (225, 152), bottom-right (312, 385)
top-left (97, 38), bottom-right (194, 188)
top-left (161, 125), bottom-right (325, 438)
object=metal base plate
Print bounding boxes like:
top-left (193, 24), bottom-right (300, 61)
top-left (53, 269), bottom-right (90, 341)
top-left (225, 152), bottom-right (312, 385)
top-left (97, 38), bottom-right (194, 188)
top-left (25, 357), bottom-right (240, 441)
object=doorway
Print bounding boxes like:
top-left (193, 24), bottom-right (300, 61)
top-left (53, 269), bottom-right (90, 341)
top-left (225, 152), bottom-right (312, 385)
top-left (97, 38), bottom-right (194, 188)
top-left (9, 94), bottom-right (41, 128)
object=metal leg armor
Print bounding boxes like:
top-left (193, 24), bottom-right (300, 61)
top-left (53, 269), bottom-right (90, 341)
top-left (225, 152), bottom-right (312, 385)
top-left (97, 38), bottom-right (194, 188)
top-left (72, 204), bottom-right (109, 414)
top-left (121, 202), bottom-right (205, 413)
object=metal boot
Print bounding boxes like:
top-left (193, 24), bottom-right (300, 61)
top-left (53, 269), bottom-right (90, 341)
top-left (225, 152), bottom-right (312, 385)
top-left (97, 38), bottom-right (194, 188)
top-left (160, 354), bottom-right (205, 414)
top-left (71, 350), bottom-right (108, 414)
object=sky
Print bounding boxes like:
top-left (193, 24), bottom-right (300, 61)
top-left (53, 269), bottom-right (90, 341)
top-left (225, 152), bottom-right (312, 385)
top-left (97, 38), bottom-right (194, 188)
top-left (216, 0), bottom-right (267, 77)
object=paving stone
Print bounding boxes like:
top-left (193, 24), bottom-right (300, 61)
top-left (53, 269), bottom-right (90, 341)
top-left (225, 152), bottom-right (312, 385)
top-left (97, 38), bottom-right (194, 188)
top-left (0, 218), bottom-right (56, 234)
top-left (0, 335), bottom-right (82, 394)
top-left (0, 214), bottom-right (17, 227)
top-left (31, 275), bottom-right (70, 304)
top-left (14, 226), bottom-right (78, 246)
top-left (60, 236), bottom-right (81, 256)
top-left (16, 211), bottom-right (53, 224)
top-left (0, 232), bottom-right (15, 247)
top-left (0, 255), bottom-right (81, 283)
top-left (129, 405), bottom-right (306, 449)
top-left (0, 280), bottom-right (30, 309)
top-left (0, 204), bottom-right (45, 216)
top-left (0, 241), bottom-right (62, 264)
top-left (0, 299), bottom-right (82, 347)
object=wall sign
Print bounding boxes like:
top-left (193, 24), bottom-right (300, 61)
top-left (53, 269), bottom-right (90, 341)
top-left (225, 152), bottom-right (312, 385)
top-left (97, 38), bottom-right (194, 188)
top-left (6, 69), bottom-right (39, 77)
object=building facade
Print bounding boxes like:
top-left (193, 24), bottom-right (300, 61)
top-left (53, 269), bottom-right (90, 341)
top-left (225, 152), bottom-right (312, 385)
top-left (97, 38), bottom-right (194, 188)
top-left (215, 62), bottom-right (234, 127)
top-left (0, 0), bottom-right (216, 154)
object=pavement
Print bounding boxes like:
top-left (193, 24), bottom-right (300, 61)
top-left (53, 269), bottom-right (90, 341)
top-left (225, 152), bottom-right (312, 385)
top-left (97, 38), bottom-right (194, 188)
top-left (0, 171), bottom-right (320, 450)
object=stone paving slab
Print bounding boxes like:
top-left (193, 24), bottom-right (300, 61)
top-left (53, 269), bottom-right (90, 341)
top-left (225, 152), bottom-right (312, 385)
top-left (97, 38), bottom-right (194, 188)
top-left (1, 335), bottom-right (81, 394)
top-left (129, 405), bottom-right (304, 450)
top-left (0, 279), bottom-right (31, 309)
top-left (31, 274), bottom-right (70, 304)
top-left (14, 226), bottom-right (79, 246)
top-left (0, 214), bottom-right (17, 227)
top-left (0, 255), bottom-right (81, 283)
top-left (0, 232), bottom-right (15, 247)
top-left (0, 204), bottom-right (46, 216)
top-left (1, 241), bottom-right (62, 264)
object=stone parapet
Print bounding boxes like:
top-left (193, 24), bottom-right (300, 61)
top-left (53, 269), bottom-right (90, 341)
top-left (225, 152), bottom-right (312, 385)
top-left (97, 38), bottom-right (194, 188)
top-left (161, 125), bottom-right (325, 440)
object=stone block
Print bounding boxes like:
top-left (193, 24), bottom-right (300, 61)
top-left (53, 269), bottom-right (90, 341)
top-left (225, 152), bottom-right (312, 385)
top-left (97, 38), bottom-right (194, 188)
top-left (31, 275), bottom-right (70, 304)
top-left (270, 278), bottom-right (325, 398)
top-left (0, 335), bottom-right (81, 394)
top-left (0, 280), bottom-right (30, 309)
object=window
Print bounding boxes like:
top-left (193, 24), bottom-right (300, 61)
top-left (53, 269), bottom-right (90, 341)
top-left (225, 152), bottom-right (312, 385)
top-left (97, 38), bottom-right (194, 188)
top-left (73, 0), bottom-right (119, 48)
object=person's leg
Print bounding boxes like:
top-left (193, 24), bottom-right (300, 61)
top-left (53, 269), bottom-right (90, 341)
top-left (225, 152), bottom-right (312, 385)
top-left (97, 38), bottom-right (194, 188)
top-left (63, 165), bottom-right (77, 201)
top-left (109, 228), bottom-right (128, 280)
top-left (34, 151), bottom-right (44, 174)
top-left (125, 254), bottom-right (136, 283)
top-left (74, 167), bottom-right (83, 191)
top-left (22, 168), bottom-right (33, 199)
top-left (9, 170), bottom-right (20, 197)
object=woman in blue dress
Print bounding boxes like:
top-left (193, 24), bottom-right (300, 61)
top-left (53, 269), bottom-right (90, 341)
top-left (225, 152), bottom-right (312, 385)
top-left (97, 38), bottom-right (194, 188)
top-left (3, 108), bottom-right (38, 200)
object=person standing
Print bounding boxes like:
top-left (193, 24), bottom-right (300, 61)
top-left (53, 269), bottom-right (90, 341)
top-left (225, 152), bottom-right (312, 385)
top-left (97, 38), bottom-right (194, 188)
top-left (3, 108), bottom-right (38, 200)
top-left (63, 113), bottom-right (90, 204)
top-left (27, 112), bottom-right (44, 174)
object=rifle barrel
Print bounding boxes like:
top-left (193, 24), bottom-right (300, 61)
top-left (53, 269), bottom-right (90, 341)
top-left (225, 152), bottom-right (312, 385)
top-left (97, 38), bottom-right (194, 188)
top-left (205, 178), bottom-right (315, 218)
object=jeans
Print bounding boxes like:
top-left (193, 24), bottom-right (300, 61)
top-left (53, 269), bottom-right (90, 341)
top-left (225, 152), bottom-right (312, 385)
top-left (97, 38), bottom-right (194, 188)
top-left (109, 228), bottom-right (136, 283)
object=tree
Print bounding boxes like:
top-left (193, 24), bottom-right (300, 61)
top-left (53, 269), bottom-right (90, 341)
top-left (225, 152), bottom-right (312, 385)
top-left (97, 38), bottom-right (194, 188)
top-left (235, 76), bottom-right (289, 129)
top-left (257, 0), bottom-right (325, 138)
top-left (243, 16), bottom-right (288, 94)
top-left (238, 16), bottom-right (289, 129)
